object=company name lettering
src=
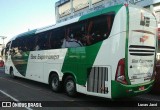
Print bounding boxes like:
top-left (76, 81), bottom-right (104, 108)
top-left (30, 54), bottom-right (59, 60)
top-left (132, 59), bottom-right (152, 63)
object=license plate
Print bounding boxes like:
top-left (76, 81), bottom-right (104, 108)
top-left (139, 86), bottom-right (145, 91)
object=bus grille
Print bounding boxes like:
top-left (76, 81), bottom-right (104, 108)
top-left (129, 45), bottom-right (155, 56)
top-left (87, 67), bottom-right (108, 94)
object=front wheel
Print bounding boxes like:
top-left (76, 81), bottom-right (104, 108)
top-left (64, 76), bottom-right (77, 97)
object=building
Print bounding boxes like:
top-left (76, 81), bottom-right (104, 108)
top-left (55, 0), bottom-right (160, 39)
top-left (55, 0), bottom-right (160, 23)
top-left (55, 0), bottom-right (129, 23)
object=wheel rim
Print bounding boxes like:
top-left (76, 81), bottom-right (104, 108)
top-left (51, 77), bottom-right (58, 89)
top-left (66, 80), bottom-right (74, 93)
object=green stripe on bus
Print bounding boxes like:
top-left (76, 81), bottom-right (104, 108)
top-left (11, 51), bottom-right (30, 76)
top-left (11, 30), bottom-right (37, 76)
top-left (111, 80), bottom-right (154, 98)
top-left (61, 5), bottom-right (123, 85)
top-left (125, 6), bottom-right (131, 84)
top-left (61, 42), bottom-right (102, 85)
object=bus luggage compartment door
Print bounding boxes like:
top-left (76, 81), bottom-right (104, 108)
top-left (87, 66), bottom-right (111, 94)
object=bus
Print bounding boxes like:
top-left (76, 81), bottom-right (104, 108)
top-left (1, 48), bottom-right (5, 62)
top-left (157, 28), bottom-right (160, 60)
top-left (152, 28), bottom-right (160, 93)
top-left (5, 4), bottom-right (157, 99)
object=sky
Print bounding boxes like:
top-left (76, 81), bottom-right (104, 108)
top-left (0, 0), bottom-right (58, 45)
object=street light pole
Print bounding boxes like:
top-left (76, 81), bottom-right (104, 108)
top-left (0, 36), bottom-right (7, 47)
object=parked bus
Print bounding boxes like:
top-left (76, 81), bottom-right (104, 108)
top-left (1, 47), bottom-right (5, 61)
top-left (152, 28), bottom-right (160, 93)
top-left (157, 28), bottom-right (160, 60)
top-left (5, 4), bottom-right (157, 99)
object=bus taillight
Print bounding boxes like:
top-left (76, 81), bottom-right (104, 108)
top-left (124, 3), bottom-right (129, 7)
top-left (115, 59), bottom-right (128, 85)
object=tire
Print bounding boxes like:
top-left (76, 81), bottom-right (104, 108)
top-left (10, 68), bottom-right (15, 79)
top-left (50, 74), bottom-right (61, 92)
top-left (64, 76), bottom-right (77, 97)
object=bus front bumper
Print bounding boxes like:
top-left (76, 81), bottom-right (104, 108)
top-left (111, 80), bottom-right (154, 99)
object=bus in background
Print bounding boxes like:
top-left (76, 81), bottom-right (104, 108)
top-left (0, 60), bottom-right (4, 67)
top-left (0, 47), bottom-right (5, 67)
top-left (157, 28), bottom-right (160, 60)
top-left (5, 4), bottom-right (157, 99)
top-left (152, 28), bottom-right (160, 93)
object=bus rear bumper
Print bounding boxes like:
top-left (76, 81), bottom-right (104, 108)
top-left (111, 80), bottom-right (154, 99)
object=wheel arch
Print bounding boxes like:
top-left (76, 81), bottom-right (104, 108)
top-left (62, 72), bottom-right (77, 85)
top-left (48, 71), bottom-right (77, 86)
top-left (9, 66), bottom-right (13, 74)
top-left (48, 71), bottom-right (60, 84)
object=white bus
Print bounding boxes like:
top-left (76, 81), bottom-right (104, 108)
top-left (5, 4), bottom-right (157, 99)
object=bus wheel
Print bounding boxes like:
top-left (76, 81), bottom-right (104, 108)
top-left (50, 74), bottom-right (61, 92)
top-left (64, 76), bottom-right (77, 97)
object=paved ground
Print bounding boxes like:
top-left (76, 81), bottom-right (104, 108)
top-left (0, 67), bottom-right (160, 110)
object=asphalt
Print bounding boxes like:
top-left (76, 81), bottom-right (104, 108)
top-left (0, 67), bottom-right (160, 110)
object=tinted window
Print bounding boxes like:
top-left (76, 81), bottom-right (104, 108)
top-left (84, 13), bottom-right (115, 45)
top-left (61, 12), bottom-right (115, 47)
top-left (5, 41), bottom-right (11, 60)
top-left (10, 12), bottom-right (115, 51)
top-left (61, 22), bottom-right (85, 48)
top-left (11, 35), bottom-right (34, 53)
top-left (48, 28), bottom-right (65, 49)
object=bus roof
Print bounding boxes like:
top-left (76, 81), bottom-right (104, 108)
top-left (9, 4), bottom-right (124, 42)
top-left (9, 16), bottom-right (80, 42)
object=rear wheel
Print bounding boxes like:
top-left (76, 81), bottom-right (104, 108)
top-left (50, 74), bottom-right (61, 92)
top-left (64, 76), bottom-right (77, 97)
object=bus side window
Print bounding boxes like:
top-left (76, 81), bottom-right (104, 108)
top-left (49, 31), bottom-right (56, 49)
top-left (28, 36), bottom-right (36, 51)
top-left (33, 35), bottom-right (41, 51)
top-left (49, 28), bottom-right (65, 49)
top-left (5, 41), bottom-right (11, 60)
top-left (21, 38), bottom-right (28, 52)
top-left (55, 28), bottom-right (64, 49)
top-left (10, 40), bottom-right (16, 55)
top-left (25, 37), bottom-right (32, 51)
top-left (62, 22), bottom-right (84, 48)
top-left (84, 13), bottom-right (115, 45)
top-left (32, 34), bottom-right (46, 51)
top-left (36, 33), bottom-right (47, 50)
top-left (16, 38), bottom-right (26, 53)
top-left (43, 32), bottom-right (50, 50)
